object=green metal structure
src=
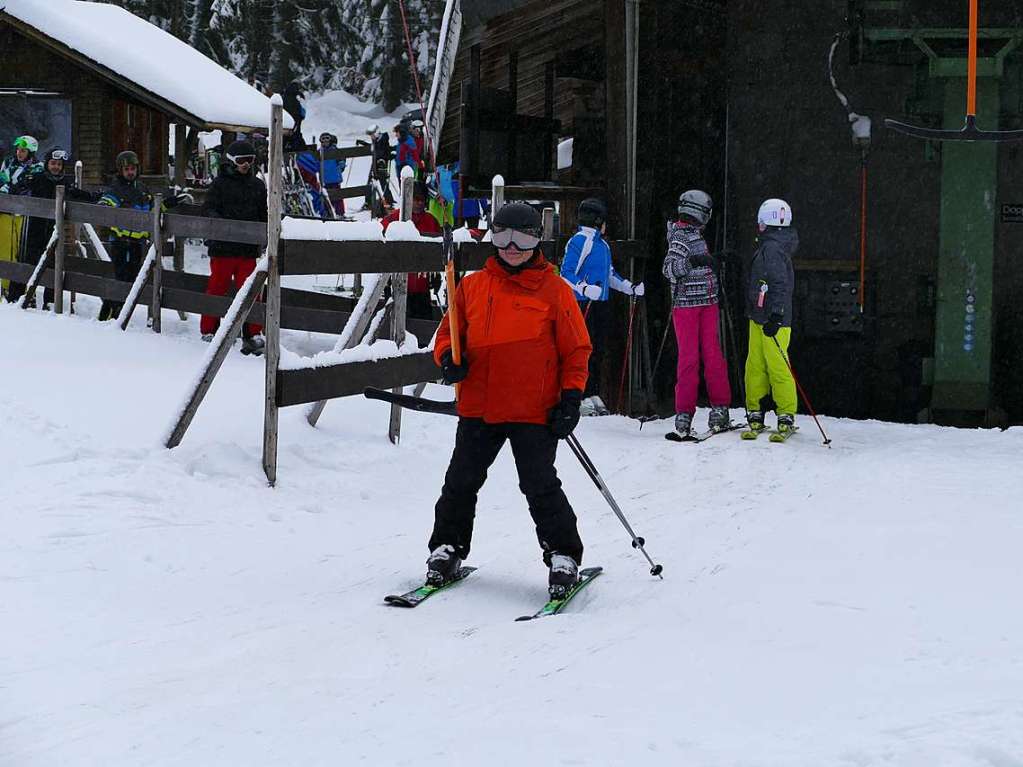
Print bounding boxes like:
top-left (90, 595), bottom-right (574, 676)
top-left (859, 7), bottom-right (1023, 423)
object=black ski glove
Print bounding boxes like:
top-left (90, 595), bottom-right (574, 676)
top-left (549, 389), bottom-right (583, 439)
top-left (762, 313), bottom-right (784, 338)
top-left (440, 349), bottom-right (469, 385)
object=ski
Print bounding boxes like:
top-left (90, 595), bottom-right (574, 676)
top-left (364, 386), bottom-right (457, 416)
top-left (769, 425), bottom-right (800, 443)
top-left (515, 566), bottom-right (603, 621)
top-left (665, 422), bottom-right (743, 443)
top-left (383, 566), bottom-right (477, 608)
top-left (740, 425), bottom-right (767, 440)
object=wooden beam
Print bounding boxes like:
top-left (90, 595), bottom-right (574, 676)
top-left (164, 268), bottom-right (268, 450)
top-left (163, 212), bottom-right (266, 245)
top-left (65, 200), bottom-right (151, 232)
top-left (0, 193), bottom-right (57, 218)
top-left (389, 172), bottom-right (415, 444)
top-left (150, 196), bottom-right (163, 333)
top-left (279, 240), bottom-right (492, 276)
top-left (263, 101), bottom-right (284, 486)
top-left (52, 186), bottom-right (66, 315)
top-left (278, 352), bottom-right (441, 407)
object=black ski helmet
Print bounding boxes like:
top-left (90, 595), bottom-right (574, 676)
top-left (225, 140), bottom-right (257, 165)
top-left (492, 202), bottom-right (542, 233)
top-left (577, 198), bottom-right (607, 228)
top-left (116, 150), bottom-right (140, 170)
top-left (44, 147), bottom-right (69, 176)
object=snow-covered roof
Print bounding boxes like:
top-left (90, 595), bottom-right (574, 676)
top-left (0, 0), bottom-right (294, 132)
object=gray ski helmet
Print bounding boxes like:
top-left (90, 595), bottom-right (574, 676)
top-left (677, 189), bottom-right (713, 226)
top-left (577, 198), bottom-right (607, 228)
top-left (492, 202), bottom-right (542, 233)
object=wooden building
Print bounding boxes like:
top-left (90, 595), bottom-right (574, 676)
top-left (0, 0), bottom-right (287, 186)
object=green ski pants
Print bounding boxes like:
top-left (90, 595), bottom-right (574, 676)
top-left (745, 320), bottom-right (797, 416)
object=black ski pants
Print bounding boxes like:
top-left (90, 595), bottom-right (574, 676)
top-left (582, 298), bottom-right (611, 398)
top-left (99, 239), bottom-right (147, 320)
top-left (429, 418), bottom-right (584, 565)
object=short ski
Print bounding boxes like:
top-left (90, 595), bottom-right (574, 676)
top-left (769, 425), bottom-right (799, 443)
top-left (515, 566), bottom-right (603, 621)
top-left (665, 422), bottom-right (743, 443)
top-left (741, 425), bottom-right (767, 440)
top-left (384, 566), bottom-right (477, 608)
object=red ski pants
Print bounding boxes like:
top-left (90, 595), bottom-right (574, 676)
top-left (200, 256), bottom-right (263, 337)
top-left (672, 304), bottom-right (731, 415)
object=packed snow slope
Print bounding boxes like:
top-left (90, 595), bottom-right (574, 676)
top-left (3, 300), bottom-right (1023, 767)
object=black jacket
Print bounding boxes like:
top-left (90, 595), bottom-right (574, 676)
top-left (202, 165), bottom-right (268, 258)
top-left (23, 172), bottom-right (96, 263)
top-left (746, 227), bottom-right (799, 326)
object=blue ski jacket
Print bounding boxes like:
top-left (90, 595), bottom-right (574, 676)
top-left (560, 226), bottom-right (630, 303)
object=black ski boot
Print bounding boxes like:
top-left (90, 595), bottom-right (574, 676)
top-left (426, 544), bottom-right (461, 586)
top-left (241, 334), bottom-right (266, 356)
top-left (548, 553), bottom-right (579, 599)
top-left (746, 410), bottom-right (765, 434)
top-left (708, 406), bottom-right (730, 431)
top-left (674, 412), bottom-right (693, 439)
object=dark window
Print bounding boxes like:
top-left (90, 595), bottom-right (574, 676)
top-left (0, 91), bottom-right (73, 162)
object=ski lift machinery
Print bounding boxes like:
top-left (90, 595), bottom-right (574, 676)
top-left (851, 0), bottom-right (1023, 424)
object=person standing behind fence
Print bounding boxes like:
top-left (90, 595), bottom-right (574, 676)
top-left (560, 198), bottom-right (644, 417)
top-left (662, 190), bottom-right (731, 439)
top-left (97, 150), bottom-right (157, 321)
top-left (199, 140), bottom-right (268, 356)
top-left (8, 147), bottom-right (96, 308)
top-left (380, 181), bottom-right (441, 320)
top-left (365, 124), bottom-right (394, 211)
top-left (318, 132), bottom-right (346, 218)
top-left (395, 124), bottom-right (420, 179)
top-left (0, 135), bottom-right (43, 300)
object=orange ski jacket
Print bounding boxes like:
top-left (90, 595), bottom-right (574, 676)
top-left (435, 256), bottom-right (592, 425)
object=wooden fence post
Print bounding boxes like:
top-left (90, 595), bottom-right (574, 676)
top-left (491, 174), bottom-right (505, 221)
top-left (263, 100), bottom-right (285, 486)
top-left (150, 193), bottom-right (163, 333)
top-left (173, 123), bottom-right (188, 321)
top-left (52, 185), bottom-right (66, 315)
top-left (388, 169), bottom-right (415, 444)
top-left (71, 161), bottom-right (83, 312)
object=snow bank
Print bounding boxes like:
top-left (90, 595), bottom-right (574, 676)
top-left (381, 221), bottom-right (423, 241)
top-left (281, 218), bottom-right (384, 242)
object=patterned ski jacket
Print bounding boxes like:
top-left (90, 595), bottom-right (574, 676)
top-left (99, 175), bottom-right (156, 240)
top-left (662, 221), bottom-right (718, 308)
top-left (435, 256), bottom-right (591, 425)
top-left (560, 226), bottom-right (630, 303)
top-left (0, 156), bottom-right (43, 195)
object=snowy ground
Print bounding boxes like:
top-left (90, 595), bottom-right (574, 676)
top-left (3, 298), bottom-right (1023, 766)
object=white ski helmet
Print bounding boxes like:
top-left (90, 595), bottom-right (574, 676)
top-left (677, 189), bottom-right (713, 226)
top-left (757, 198), bottom-right (792, 229)
top-left (366, 123), bottom-right (379, 135)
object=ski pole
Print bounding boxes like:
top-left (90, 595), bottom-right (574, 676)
top-left (616, 298), bottom-right (638, 413)
top-left (771, 336), bottom-right (832, 447)
top-left (565, 433), bottom-right (664, 578)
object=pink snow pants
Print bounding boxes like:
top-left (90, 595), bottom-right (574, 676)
top-left (672, 304), bottom-right (732, 415)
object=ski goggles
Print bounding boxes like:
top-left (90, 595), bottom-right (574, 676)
top-left (491, 225), bottom-right (542, 251)
top-left (228, 154), bottom-right (256, 165)
top-left (50, 150), bottom-right (70, 161)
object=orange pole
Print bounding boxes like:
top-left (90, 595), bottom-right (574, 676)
top-left (859, 158), bottom-right (867, 312)
top-left (967, 0), bottom-right (979, 117)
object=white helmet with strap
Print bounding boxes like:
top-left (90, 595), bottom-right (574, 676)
top-left (757, 198), bottom-right (792, 229)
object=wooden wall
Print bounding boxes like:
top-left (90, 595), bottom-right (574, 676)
top-left (437, 0), bottom-right (605, 169)
top-left (0, 22), bottom-right (169, 185)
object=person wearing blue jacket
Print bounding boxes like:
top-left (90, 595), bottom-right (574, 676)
top-left (318, 132), bottom-right (347, 217)
top-left (560, 198), bottom-right (644, 416)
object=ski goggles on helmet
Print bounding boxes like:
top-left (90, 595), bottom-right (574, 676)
top-left (13, 135), bottom-right (38, 152)
top-left (50, 149), bottom-right (70, 161)
top-left (228, 153), bottom-right (256, 165)
top-left (491, 225), bottom-right (542, 251)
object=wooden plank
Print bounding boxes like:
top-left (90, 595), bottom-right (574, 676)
top-left (163, 212), bottom-right (267, 246)
top-left (0, 261), bottom-right (35, 282)
top-left (326, 185), bottom-right (369, 201)
top-left (263, 102), bottom-right (284, 486)
top-left (164, 268), bottom-right (269, 450)
top-left (65, 200), bottom-right (151, 232)
top-left (150, 195), bottom-right (163, 332)
top-left (279, 240), bottom-right (492, 275)
top-left (52, 186), bottom-right (66, 315)
top-left (389, 173), bottom-right (415, 444)
top-left (0, 193), bottom-right (56, 218)
top-left (278, 353), bottom-right (441, 407)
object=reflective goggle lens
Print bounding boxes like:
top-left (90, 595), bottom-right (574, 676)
top-left (491, 226), bottom-right (541, 251)
top-left (51, 150), bottom-right (69, 161)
